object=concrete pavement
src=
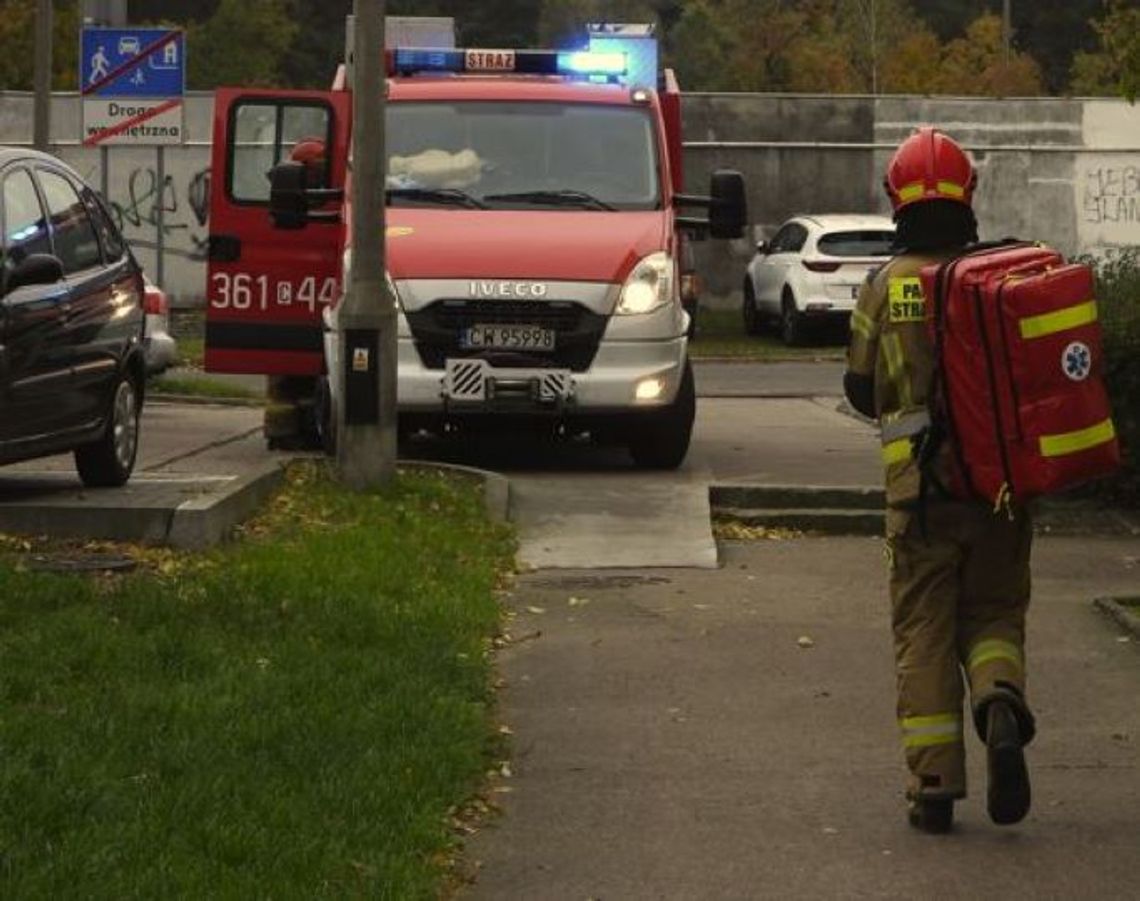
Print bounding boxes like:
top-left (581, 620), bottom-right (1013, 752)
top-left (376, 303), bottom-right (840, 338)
top-left (466, 536), bottom-right (1140, 899)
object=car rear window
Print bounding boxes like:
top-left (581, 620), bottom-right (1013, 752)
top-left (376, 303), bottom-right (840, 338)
top-left (818, 230), bottom-right (895, 257)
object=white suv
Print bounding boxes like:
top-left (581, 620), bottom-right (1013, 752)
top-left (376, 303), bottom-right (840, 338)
top-left (743, 214), bottom-right (895, 345)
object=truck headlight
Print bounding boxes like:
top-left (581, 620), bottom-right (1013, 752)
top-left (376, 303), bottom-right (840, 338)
top-left (616, 251), bottom-right (675, 315)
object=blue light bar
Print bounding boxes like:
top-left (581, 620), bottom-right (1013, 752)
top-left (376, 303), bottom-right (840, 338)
top-left (390, 47), bottom-right (628, 81)
top-left (556, 51), bottom-right (627, 77)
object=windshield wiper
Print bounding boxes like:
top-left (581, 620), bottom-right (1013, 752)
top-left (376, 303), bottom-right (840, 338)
top-left (386, 187), bottom-right (488, 209)
top-left (483, 189), bottom-right (616, 211)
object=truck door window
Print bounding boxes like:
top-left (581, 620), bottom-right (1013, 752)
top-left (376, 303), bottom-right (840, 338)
top-left (229, 101), bottom-right (332, 204)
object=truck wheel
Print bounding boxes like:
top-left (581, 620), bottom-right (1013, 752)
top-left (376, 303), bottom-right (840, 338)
top-left (743, 281), bottom-right (762, 336)
top-left (75, 372), bottom-right (141, 487)
top-left (780, 291), bottom-right (805, 347)
top-left (628, 361), bottom-right (696, 470)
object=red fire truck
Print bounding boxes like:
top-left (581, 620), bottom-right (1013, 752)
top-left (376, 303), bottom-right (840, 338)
top-left (205, 32), bottom-right (744, 468)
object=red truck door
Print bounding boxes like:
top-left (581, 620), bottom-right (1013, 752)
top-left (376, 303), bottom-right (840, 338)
top-left (206, 88), bottom-right (351, 375)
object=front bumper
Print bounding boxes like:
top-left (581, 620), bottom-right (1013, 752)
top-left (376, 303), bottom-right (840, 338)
top-left (398, 332), bottom-right (688, 413)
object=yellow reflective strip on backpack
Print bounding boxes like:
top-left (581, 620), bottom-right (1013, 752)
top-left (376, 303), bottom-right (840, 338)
top-left (1039, 418), bottom-right (1116, 458)
top-left (1018, 300), bottom-right (1098, 339)
top-left (850, 308), bottom-right (876, 340)
top-left (936, 180), bottom-right (965, 198)
top-left (882, 437), bottom-right (912, 466)
top-left (967, 639), bottom-right (1023, 673)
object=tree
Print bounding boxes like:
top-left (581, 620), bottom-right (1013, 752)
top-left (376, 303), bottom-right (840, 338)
top-left (0, 0), bottom-right (81, 91)
top-left (186, 0), bottom-right (298, 89)
top-left (935, 13), bottom-right (1044, 96)
top-left (1071, 0), bottom-right (1140, 100)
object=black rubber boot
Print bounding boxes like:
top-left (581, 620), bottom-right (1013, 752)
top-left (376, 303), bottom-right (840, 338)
top-left (908, 798), bottom-right (954, 834)
top-left (986, 699), bottom-right (1031, 825)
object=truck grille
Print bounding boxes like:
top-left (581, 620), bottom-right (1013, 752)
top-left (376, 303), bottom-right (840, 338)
top-left (405, 299), bottom-right (608, 372)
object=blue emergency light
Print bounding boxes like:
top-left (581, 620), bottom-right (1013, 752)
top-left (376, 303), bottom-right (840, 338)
top-left (391, 47), bottom-right (628, 82)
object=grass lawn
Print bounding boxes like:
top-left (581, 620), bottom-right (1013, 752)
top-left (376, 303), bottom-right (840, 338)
top-left (0, 464), bottom-right (514, 896)
top-left (691, 308), bottom-right (847, 361)
top-left (149, 374), bottom-right (263, 402)
top-left (177, 335), bottom-right (205, 369)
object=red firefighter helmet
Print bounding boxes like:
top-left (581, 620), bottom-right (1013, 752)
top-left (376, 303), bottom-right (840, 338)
top-left (884, 127), bottom-right (976, 213)
top-left (289, 137), bottom-right (327, 168)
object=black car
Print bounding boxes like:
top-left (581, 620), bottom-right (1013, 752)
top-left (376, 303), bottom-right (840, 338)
top-left (1, 148), bottom-right (146, 486)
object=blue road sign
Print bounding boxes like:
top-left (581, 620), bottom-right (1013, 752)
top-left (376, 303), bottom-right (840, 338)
top-left (81, 28), bottom-right (185, 98)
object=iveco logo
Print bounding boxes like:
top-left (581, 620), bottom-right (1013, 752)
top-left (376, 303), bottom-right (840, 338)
top-left (469, 281), bottom-right (549, 299)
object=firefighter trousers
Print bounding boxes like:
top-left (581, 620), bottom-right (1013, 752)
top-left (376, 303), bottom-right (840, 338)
top-left (886, 500), bottom-right (1034, 800)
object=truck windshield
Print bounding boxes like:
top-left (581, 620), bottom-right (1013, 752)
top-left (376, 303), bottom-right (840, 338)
top-left (386, 101), bottom-right (660, 211)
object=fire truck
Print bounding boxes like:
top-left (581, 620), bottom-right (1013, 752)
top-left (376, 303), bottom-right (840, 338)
top-left (204, 24), bottom-right (745, 468)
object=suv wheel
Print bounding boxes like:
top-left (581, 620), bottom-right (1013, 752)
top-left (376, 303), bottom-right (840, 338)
top-left (628, 361), bottom-right (696, 470)
top-left (742, 281), bottom-right (762, 336)
top-left (780, 290), bottom-right (805, 347)
top-left (75, 373), bottom-right (141, 487)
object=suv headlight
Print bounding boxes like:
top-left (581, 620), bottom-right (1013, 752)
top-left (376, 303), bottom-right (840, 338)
top-left (616, 251), bottom-right (676, 315)
top-left (341, 248), bottom-right (401, 308)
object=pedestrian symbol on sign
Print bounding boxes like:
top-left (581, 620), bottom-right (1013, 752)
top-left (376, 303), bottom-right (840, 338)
top-left (89, 45), bottom-right (110, 84)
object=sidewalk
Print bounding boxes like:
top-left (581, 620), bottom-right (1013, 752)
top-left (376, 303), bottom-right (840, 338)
top-left (466, 536), bottom-right (1140, 898)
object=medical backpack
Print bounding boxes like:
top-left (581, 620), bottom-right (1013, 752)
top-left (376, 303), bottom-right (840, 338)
top-left (919, 243), bottom-right (1121, 506)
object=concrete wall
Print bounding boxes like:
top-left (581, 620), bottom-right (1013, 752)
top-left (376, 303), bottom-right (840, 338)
top-left (3, 91), bottom-right (1138, 308)
top-left (684, 94), bottom-right (1140, 306)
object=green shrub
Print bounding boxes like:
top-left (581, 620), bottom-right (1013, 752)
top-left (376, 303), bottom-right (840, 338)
top-left (1093, 248), bottom-right (1140, 506)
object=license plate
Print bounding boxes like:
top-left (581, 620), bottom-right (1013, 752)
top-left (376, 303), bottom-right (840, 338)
top-left (461, 324), bottom-right (555, 350)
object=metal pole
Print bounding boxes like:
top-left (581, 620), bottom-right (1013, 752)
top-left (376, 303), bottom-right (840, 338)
top-left (33, 0), bottom-right (52, 150)
top-left (100, 145), bottom-right (109, 199)
top-left (1002, 0), bottom-right (1012, 66)
top-left (155, 146), bottom-right (166, 288)
top-left (337, 0), bottom-right (393, 488)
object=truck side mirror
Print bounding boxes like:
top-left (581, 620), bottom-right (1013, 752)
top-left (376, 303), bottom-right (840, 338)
top-left (268, 161), bottom-right (310, 230)
top-left (708, 170), bottom-right (747, 240)
top-left (4, 253), bottom-right (64, 294)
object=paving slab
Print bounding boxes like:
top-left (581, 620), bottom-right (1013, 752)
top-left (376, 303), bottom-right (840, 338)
top-left (465, 535), bottom-right (1140, 899)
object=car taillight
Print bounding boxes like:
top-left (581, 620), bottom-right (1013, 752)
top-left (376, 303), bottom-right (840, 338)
top-left (802, 260), bottom-right (842, 273)
top-left (144, 287), bottom-right (168, 315)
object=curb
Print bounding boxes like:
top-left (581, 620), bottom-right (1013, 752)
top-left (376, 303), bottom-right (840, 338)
top-left (166, 460), bottom-right (285, 550)
top-left (398, 460), bottom-right (512, 524)
top-left (1093, 596), bottom-right (1140, 640)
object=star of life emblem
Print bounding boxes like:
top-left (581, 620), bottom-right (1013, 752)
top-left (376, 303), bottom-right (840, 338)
top-left (1062, 341), bottom-right (1092, 382)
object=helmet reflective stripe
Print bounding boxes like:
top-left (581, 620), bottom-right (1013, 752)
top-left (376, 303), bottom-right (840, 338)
top-left (901, 712), bottom-right (962, 748)
top-left (967, 639), bottom-right (1023, 673)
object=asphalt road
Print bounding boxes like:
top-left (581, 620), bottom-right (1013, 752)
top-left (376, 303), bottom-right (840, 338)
top-left (693, 360), bottom-right (845, 397)
top-left (466, 537), bottom-right (1140, 899)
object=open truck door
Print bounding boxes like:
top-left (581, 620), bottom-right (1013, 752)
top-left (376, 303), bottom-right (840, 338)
top-left (206, 88), bottom-right (351, 375)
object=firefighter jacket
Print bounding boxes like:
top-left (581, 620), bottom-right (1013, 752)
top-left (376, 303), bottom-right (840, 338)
top-left (847, 250), bottom-right (960, 508)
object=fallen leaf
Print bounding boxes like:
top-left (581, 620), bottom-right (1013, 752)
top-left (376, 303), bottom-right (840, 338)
top-left (568, 596), bottom-right (590, 607)
top-left (499, 763), bottom-right (513, 778)
top-left (525, 605), bottom-right (546, 615)
top-left (797, 636), bottom-right (816, 649)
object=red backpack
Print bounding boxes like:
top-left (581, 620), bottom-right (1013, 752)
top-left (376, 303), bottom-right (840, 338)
top-left (919, 243), bottom-right (1121, 507)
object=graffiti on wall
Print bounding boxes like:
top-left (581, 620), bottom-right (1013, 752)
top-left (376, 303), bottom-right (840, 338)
top-left (1079, 157), bottom-right (1140, 248)
top-left (107, 166), bottom-right (212, 261)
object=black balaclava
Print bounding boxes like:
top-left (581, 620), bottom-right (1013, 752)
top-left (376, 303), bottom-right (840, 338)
top-left (893, 199), bottom-right (978, 253)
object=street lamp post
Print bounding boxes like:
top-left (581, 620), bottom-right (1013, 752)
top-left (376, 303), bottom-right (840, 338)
top-left (337, 0), bottom-right (396, 488)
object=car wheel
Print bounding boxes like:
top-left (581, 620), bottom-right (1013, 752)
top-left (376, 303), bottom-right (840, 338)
top-left (742, 281), bottom-right (763, 336)
top-left (780, 290), bottom-right (805, 347)
top-left (74, 372), bottom-right (141, 487)
top-left (628, 360), bottom-right (696, 470)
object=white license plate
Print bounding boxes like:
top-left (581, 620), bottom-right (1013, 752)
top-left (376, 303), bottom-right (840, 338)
top-left (461, 324), bottom-right (555, 350)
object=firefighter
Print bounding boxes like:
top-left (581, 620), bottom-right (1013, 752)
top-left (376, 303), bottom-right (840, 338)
top-left (265, 138), bottom-right (330, 449)
top-left (845, 127), bottom-right (1036, 833)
